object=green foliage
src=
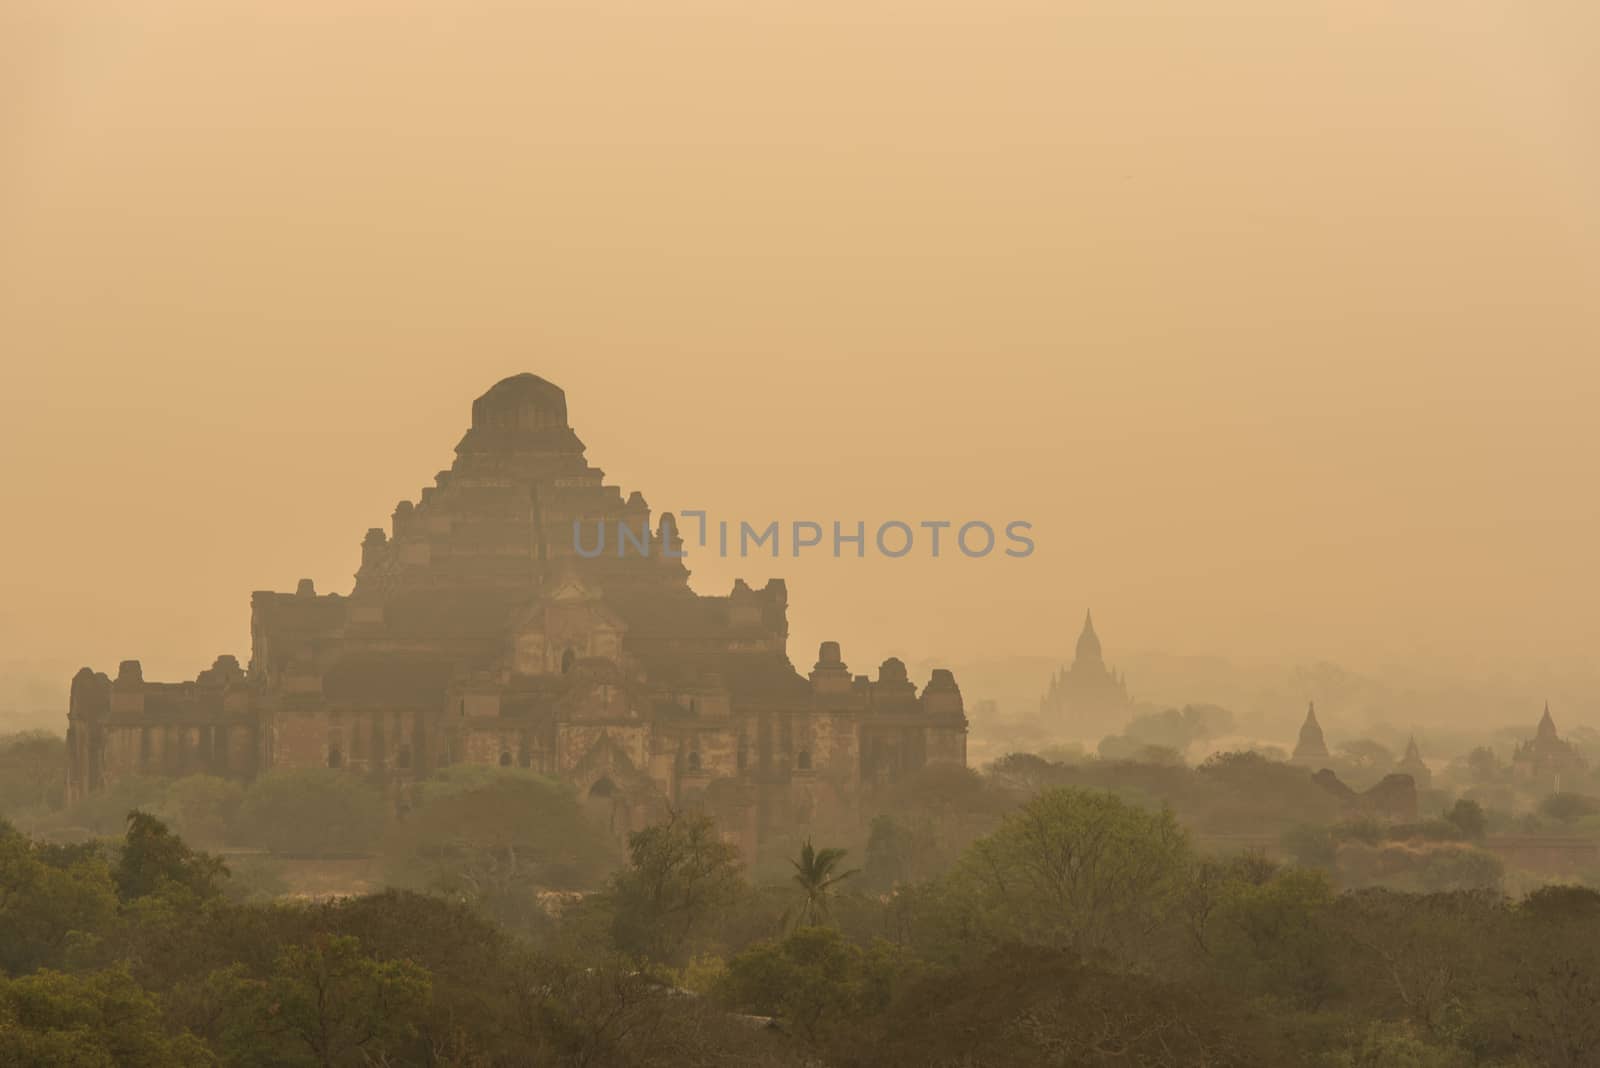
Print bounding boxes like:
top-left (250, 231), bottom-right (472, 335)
top-left (1320, 1021), bottom-right (1469, 1068)
top-left (1326, 889), bottom-right (1505, 1039)
top-left (1193, 750), bottom-right (1344, 832)
top-left (384, 770), bottom-right (617, 936)
top-left (114, 811), bottom-right (227, 904)
top-left (836, 944), bottom-right (1284, 1067)
top-left (152, 775), bottom-right (244, 849)
top-left (210, 933), bottom-right (430, 1067)
top-left (1098, 703), bottom-right (1235, 761)
top-left (1538, 792), bottom-right (1600, 824)
top-left (1338, 840), bottom-right (1504, 894)
top-left (0, 965), bottom-right (212, 1066)
top-left (861, 813), bottom-right (931, 892)
top-left (0, 731), bottom-right (67, 821)
top-left (719, 926), bottom-right (904, 1044)
top-left (949, 786), bottom-right (1190, 958)
top-left (605, 809), bottom-right (744, 964)
top-left (1501, 885), bottom-right (1600, 1066)
top-left (230, 770), bottom-right (386, 857)
top-left (788, 838), bottom-right (858, 930)
top-left (1209, 866), bottom-right (1337, 1005)
top-left (1443, 799), bottom-right (1487, 840)
top-left (1283, 824), bottom-right (1338, 869)
top-left (0, 820), bottom-right (117, 975)
top-left (61, 775), bottom-right (173, 837)
top-left (16, 755), bottom-right (1600, 1066)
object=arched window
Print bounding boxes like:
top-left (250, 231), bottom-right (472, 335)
top-left (687, 750), bottom-right (702, 772)
top-left (396, 743), bottom-right (412, 770)
top-left (737, 744), bottom-right (748, 772)
top-left (561, 648), bottom-right (576, 675)
top-left (499, 750), bottom-right (513, 767)
top-left (328, 746), bottom-right (343, 769)
top-left (797, 749), bottom-right (812, 771)
top-left (589, 777), bottom-right (616, 799)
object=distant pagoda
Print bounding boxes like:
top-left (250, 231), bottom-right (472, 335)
top-left (1398, 735), bottom-right (1431, 788)
top-left (1291, 701), bottom-right (1329, 766)
top-left (1512, 702), bottom-right (1587, 787)
top-left (1039, 610), bottom-right (1134, 740)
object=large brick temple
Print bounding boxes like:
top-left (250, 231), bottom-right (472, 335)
top-left (65, 374), bottom-right (968, 850)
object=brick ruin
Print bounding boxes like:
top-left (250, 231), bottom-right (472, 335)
top-left (64, 374), bottom-right (968, 852)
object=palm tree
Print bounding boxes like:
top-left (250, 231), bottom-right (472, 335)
top-left (788, 838), bottom-right (859, 930)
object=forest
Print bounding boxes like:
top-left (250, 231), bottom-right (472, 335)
top-left (4, 729), bottom-right (1600, 1067)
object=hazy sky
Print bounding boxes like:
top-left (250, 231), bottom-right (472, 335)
top-left (3, 1), bottom-right (1598, 694)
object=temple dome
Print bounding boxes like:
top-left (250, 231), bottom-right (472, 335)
top-left (471, 374), bottom-right (568, 431)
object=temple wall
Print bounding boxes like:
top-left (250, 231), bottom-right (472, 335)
top-left (59, 378), bottom-right (970, 852)
top-left (270, 708), bottom-right (340, 771)
top-left (689, 725), bottom-right (740, 778)
top-left (926, 726), bottom-right (968, 766)
top-left (556, 723), bottom-right (650, 777)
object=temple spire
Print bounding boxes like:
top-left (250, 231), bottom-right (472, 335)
top-left (1399, 733), bottom-right (1431, 786)
top-left (1074, 609), bottom-right (1103, 664)
top-left (1292, 700), bottom-right (1329, 765)
top-left (1537, 701), bottom-right (1558, 742)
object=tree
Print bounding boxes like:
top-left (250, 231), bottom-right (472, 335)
top-left (606, 809), bottom-right (743, 964)
top-left (212, 934), bottom-right (430, 1068)
top-left (950, 786), bottom-right (1190, 959)
top-left (1538, 792), bottom-right (1600, 825)
top-left (1281, 824), bottom-right (1337, 869)
top-left (788, 838), bottom-right (858, 930)
top-left (1464, 747), bottom-right (1502, 784)
top-left (153, 775), bottom-right (244, 849)
top-left (1327, 889), bottom-right (1505, 1038)
top-left (0, 820), bottom-right (117, 975)
top-left (832, 943), bottom-right (1283, 1067)
top-left (230, 770), bottom-right (386, 857)
top-left (0, 965), bottom-right (212, 1066)
top-left (62, 775), bottom-right (172, 837)
top-left (113, 811), bottom-right (227, 904)
top-left (384, 772), bottom-right (617, 935)
top-left (1443, 799), bottom-right (1487, 840)
top-left (0, 732), bottom-right (67, 821)
top-left (719, 926), bottom-right (903, 1045)
top-left (862, 814), bottom-right (941, 892)
top-left (1506, 885), bottom-right (1600, 1067)
top-left (1208, 866), bottom-right (1336, 1006)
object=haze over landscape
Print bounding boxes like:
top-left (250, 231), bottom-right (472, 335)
top-left (13, 7), bottom-right (1600, 1066)
top-left (4, 1), bottom-right (1599, 733)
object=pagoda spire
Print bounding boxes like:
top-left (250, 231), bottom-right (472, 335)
top-left (1537, 701), bottom-right (1558, 742)
top-left (1399, 733), bottom-right (1431, 786)
top-left (1292, 700), bottom-right (1329, 765)
top-left (1074, 609), bottom-right (1103, 664)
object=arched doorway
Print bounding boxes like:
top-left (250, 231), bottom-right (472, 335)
top-left (586, 777), bottom-right (620, 834)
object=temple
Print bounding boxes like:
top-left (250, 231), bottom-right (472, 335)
top-left (1397, 735), bottom-right (1431, 789)
top-left (1512, 703), bottom-right (1587, 788)
top-left (64, 374), bottom-right (968, 852)
top-left (1291, 701), bottom-right (1330, 766)
top-left (1038, 611), bottom-right (1134, 739)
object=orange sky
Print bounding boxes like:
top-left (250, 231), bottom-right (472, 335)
top-left (2, 0), bottom-right (1598, 697)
